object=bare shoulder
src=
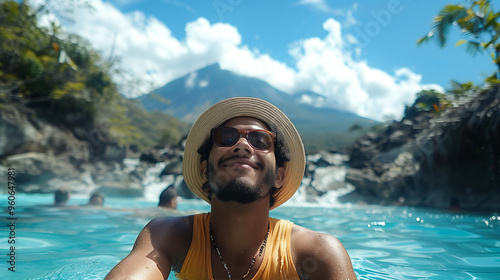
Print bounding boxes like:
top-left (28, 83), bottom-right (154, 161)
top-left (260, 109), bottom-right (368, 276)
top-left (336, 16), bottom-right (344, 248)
top-left (105, 215), bottom-right (194, 280)
top-left (146, 215), bottom-right (194, 242)
top-left (144, 215), bottom-right (194, 270)
top-left (291, 224), bottom-right (357, 280)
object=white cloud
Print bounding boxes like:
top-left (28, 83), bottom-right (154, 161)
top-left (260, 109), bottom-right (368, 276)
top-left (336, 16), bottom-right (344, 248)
top-left (296, 0), bottom-right (343, 15)
top-left (343, 4), bottom-right (359, 28)
top-left (288, 18), bottom-right (443, 120)
top-left (219, 47), bottom-right (296, 93)
top-left (54, 0), bottom-right (442, 121)
top-left (199, 80), bottom-right (209, 88)
top-left (297, 0), bottom-right (330, 11)
top-left (57, 0), bottom-right (242, 96)
top-left (185, 72), bottom-right (197, 90)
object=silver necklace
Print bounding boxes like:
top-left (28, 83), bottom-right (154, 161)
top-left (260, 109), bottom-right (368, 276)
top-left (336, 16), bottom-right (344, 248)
top-left (209, 219), bottom-right (269, 280)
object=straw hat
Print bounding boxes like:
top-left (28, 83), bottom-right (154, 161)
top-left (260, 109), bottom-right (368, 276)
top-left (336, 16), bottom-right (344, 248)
top-left (182, 97), bottom-right (305, 209)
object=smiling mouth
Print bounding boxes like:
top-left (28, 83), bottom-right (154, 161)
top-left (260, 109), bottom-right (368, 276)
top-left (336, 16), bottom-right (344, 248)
top-left (225, 162), bottom-right (254, 169)
top-left (220, 157), bottom-right (261, 169)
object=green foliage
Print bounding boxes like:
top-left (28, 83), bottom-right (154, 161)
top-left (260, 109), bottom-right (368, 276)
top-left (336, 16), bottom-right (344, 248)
top-left (405, 89), bottom-right (451, 118)
top-left (117, 100), bottom-right (189, 149)
top-left (148, 92), bottom-right (171, 106)
top-left (416, 89), bottom-right (449, 109)
top-left (348, 123), bottom-right (364, 133)
top-left (347, 122), bottom-right (384, 135)
top-left (301, 131), bottom-right (359, 154)
top-left (160, 128), bottom-right (182, 146)
top-left (0, 0), bottom-right (103, 115)
top-left (448, 80), bottom-right (481, 99)
top-left (417, 0), bottom-right (500, 82)
top-left (20, 50), bottom-right (44, 78)
top-left (0, 0), bottom-right (187, 152)
top-left (52, 81), bottom-right (85, 99)
top-left (404, 82), bottom-right (486, 120)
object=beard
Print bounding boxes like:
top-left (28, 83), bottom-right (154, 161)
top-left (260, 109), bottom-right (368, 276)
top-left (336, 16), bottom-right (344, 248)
top-left (207, 162), bottom-right (278, 204)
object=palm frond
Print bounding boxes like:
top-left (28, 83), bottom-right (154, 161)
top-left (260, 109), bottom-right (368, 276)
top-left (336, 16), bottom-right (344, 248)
top-left (433, 5), bottom-right (469, 47)
top-left (416, 34), bottom-right (432, 45)
top-left (455, 39), bottom-right (468, 47)
top-left (484, 11), bottom-right (500, 29)
top-left (465, 41), bottom-right (482, 56)
top-left (483, 33), bottom-right (499, 48)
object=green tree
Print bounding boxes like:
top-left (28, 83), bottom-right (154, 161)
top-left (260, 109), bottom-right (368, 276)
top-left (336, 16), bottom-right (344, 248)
top-left (447, 80), bottom-right (481, 99)
top-left (417, 0), bottom-right (500, 82)
top-left (348, 123), bottom-right (364, 133)
top-left (404, 89), bottom-right (450, 118)
top-left (0, 0), bottom-right (188, 152)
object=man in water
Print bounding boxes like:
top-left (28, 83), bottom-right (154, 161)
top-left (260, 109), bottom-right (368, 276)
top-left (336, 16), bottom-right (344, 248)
top-left (87, 191), bottom-right (105, 206)
top-left (53, 188), bottom-right (70, 206)
top-left (158, 186), bottom-right (178, 210)
top-left (106, 97), bottom-right (356, 279)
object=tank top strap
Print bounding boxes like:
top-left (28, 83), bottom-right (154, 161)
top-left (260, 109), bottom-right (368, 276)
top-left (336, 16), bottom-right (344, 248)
top-left (176, 213), bottom-right (213, 280)
top-left (252, 217), bottom-right (300, 279)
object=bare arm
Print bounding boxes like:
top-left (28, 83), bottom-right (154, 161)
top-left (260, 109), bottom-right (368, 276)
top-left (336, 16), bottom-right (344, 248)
top-left (105, 216), bottom-right (192, 280)
top-left (292, 226), bottom-right (357, 280)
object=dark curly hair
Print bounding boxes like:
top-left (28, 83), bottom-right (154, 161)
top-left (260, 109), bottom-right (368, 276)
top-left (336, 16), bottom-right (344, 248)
top-left (196, 119), bottom-right (291, 207)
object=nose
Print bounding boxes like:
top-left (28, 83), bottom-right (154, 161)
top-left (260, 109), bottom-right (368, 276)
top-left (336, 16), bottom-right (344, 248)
top-left (231, 137), bottom-right (254, 155)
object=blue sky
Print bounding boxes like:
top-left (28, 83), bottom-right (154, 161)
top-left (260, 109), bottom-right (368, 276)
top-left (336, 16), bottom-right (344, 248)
top-left (41, 0), bottom-right (495, 121)
top-left (117, 0), bottom-right (492, 85)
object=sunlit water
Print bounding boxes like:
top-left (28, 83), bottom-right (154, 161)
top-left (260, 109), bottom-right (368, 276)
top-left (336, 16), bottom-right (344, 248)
top-left (0, 193), bottom-right (499, 279)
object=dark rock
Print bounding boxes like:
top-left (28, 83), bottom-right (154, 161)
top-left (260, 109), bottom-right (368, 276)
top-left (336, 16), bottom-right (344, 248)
top-left (344, 85), bottom-right (500, 211)
top-left (139, 151), bottom-right (162, 164)
top-left (1, 152), bottom-right (82, 192)
top-left (161, 160), bottom-right (183, 176)
top-left (175, 178), bottom-right (197, 200)
top-left (0, 106), bottom-right (90, 161)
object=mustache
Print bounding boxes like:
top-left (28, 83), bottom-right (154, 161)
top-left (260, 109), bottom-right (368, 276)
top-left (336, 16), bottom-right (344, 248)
top-left (218, 155), bottom-right (264, 170)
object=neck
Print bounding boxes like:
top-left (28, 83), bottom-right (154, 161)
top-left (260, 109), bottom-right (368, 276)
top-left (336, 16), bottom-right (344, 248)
top-left (209, 198), bottom-right (271, 277)
top-left (211, 198), bottom-right (270, 243)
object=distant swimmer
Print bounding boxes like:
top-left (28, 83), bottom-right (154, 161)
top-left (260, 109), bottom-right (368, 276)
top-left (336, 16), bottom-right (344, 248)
top-left (53, 188), bottom-right (71, 206)
top-left (158, 186), bottom-right (178, 210)
top-left (130, 185), bottom-right (200, 218)
top-left (87, 191), bottom-right (105, 207)
top-left (450, 197), bottom-right (461, 212)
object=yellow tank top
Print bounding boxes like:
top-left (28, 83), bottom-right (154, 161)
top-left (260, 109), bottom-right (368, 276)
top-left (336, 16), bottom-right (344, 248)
top-left (176, 213), bottom-right (300, 280)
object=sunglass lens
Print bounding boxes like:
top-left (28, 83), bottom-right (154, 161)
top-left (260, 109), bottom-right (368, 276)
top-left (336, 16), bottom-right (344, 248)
top-left (248, 131), bottom-right (273, 150)
top-left (214, 127), bottom-right (239, 147)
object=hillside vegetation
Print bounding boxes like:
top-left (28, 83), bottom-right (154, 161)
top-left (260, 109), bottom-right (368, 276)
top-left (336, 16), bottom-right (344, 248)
top-left (0, 0), bottom-right (188, 154)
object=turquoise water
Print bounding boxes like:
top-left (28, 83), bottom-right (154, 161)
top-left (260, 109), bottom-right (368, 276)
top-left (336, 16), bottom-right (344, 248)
top-left (1, 193), bottom-right (499, 279)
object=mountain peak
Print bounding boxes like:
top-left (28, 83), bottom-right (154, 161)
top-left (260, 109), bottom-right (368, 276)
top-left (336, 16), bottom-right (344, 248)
top-left (137, 65), bottom-right (377, 151)
top-left (198, 63), bottom-right (221, 73)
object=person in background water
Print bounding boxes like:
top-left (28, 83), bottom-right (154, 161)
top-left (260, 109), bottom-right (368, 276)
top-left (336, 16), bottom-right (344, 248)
top-left (87, 191), bottom-right (105, 207)
top-left (158, 186), bottom-right (178, 210)
top-left (53, 188), bottom-right (70, 206)
top-left (105, 97), bottom-right (357, 280)
top-left (450, 197), bottom-right (461, 212)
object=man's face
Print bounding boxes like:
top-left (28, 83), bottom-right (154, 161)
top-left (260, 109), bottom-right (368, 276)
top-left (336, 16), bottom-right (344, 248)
top-left (201, 117), bottom-right (284, 204)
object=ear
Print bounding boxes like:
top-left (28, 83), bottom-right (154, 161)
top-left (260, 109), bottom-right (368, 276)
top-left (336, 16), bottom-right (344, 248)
top-left (200, 160), bottom-right (208, 180)
top-left (274, 167), bottom-right (285, 189)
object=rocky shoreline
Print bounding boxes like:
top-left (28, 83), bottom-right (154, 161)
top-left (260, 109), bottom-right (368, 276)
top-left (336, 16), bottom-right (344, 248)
top-left (1, 86), bottom-right (499, 212)
top-left (344, 85), bottom-right (500, 211)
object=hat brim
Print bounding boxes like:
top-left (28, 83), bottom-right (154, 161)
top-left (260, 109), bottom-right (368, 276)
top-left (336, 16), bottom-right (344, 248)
top-left (182, 97), bottom-right (305, 210)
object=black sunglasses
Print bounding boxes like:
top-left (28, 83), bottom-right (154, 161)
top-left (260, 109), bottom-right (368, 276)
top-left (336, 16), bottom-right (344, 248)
top-left (211, 127), bottom-right (276, 151)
